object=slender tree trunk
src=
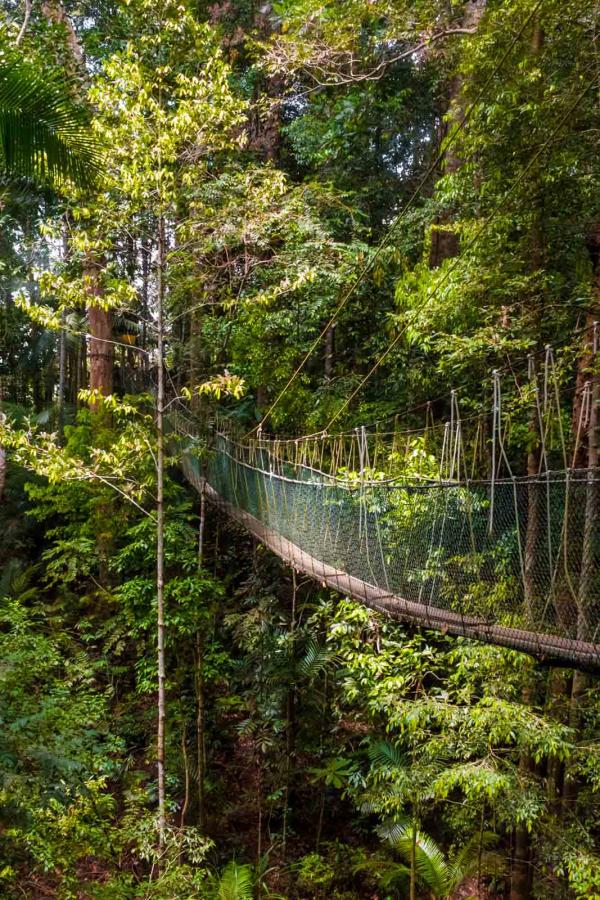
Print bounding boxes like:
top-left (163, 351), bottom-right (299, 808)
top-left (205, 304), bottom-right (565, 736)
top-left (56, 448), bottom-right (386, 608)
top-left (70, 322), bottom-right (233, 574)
top-left (0, 379), bottom-right (5, 502)
top-left (249, 4), bottom-right (282, 163)
top-left (180, 724), bottom-right (190, 827)
top-left (282, 569), bottom-right (297, 859)
top-left (577, 323), bottom-right (599, 638)
top-left (38, 6), bottom-right (109, 415)
top-left (15, 0), bottom-right (32, 45)
top-left (58, 313), bottom-right (67, 429)
top-left (86, 253), bottom-right (114, 585)
top-left (510, 825), bottom-right (531, 900)
top-left (511, 26), bottom-right (545, 899)
top-left (510, 670), bottom-right (537, 900)
top-left (195, 476), bottom-right (207, 830)
top-left (195, 631), bottom-right (207, 830)
top-left (257, 754), bottom-right (263, 867)
top-left (0, 445), bottom-right (5, 502)
top-left (510, 736), bottom-right (534, 899)
top-left (564, 247), bottom-right (600, 807)
top-left (545, 668), bottom-right (569, 812)
top-left (316, 788), bottom-right (325, 852)
top-left (141, 236), bottom-right (150, 375)
top-left (156, 213), bottom-right (167, 847)
top-left (409, 820), bottom-right (417, 900)
top-left (316, 667), bottom-right (329, 851)
top-left (57, 219), bottom-right (70, 434)
top-left (75, 334), bottom-right (83, 405)
top-left (198, 486), bottom-right (206, 569)
top-left (524, 432), bottom-right (541, 617)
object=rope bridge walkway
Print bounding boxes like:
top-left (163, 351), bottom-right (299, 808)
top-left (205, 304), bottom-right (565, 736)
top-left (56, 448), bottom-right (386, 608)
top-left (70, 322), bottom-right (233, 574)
top-left (178, 418), bottom-right (600, 671)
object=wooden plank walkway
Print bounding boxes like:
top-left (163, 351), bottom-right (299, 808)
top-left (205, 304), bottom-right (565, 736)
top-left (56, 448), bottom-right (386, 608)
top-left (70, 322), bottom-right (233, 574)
top-left (203, 482), bottom-right (600, 671)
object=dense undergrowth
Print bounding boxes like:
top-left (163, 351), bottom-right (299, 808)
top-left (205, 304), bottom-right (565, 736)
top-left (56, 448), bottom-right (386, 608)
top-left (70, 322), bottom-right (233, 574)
top-left (1, 0), bottom-right (600, 896)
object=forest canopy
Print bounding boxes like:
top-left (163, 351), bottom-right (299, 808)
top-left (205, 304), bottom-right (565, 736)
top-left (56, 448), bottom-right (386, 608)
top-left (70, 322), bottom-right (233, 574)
top-left (0, 0), bottom-right (600, 898)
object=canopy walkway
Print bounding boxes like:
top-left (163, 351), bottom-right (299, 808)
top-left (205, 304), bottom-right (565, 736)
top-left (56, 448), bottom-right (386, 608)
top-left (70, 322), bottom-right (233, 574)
top-left (179, 423), bottom-right (600, 671)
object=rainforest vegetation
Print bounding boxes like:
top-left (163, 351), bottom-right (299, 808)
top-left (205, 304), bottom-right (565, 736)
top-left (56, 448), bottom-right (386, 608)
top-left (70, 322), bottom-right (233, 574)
top-left (1, 0), bottom-right (600, 897)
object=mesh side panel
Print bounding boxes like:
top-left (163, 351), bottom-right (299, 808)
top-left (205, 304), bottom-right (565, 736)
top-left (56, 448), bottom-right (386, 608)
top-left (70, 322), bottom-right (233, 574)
top-left (183, 435), bottom-right (600, 668)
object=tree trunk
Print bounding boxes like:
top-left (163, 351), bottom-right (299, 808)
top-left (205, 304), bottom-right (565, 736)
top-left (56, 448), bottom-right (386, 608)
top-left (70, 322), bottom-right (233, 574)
top-left (0, 445), bottom-right (5, 502)
top-left (510, 824), bottom-right (531, 900)
top-left (194, 452), bottom-right (207, 831)
top-left (58, 313), bottom-right (67, 429)
top-left (563, 228), bottom-right (600, 810)
top-left (545, 668), bottom-right (569, 812)
top-left (511, 28), bottom-right (545, 895)
top-left (41, 0), bottom-right (84, 69)
top-left (195, 631), bottom-right (207, 831)
top-left (57, 219), bottom-right (70, 434)
top-left (282, 569), bottom-right (297, 860)
top-left (523, 11), bottom-right (545, 611)
top-left (180, 724), bottom-right (190, 828)
top-left (86, 257), bottom-right (113, 405)
top-left (141, 236), bottom-right (150, 375)
top-left (156, 213), bottom-right (167, 847)
top-left (409, 820), bottom-right (417, 900)
top-left (577, 318), bottom-right (599, 638)
top-left (524, 362), bottom-right (542, 619)
top-left (248, 4), bottom-right (282, 163)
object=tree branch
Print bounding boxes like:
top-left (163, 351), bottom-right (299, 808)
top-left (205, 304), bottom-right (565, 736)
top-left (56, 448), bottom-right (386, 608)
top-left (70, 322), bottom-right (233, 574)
top-left (15, 0), bottom-right (32, 46)
top-left (269, 27), bottom-right (478, 87)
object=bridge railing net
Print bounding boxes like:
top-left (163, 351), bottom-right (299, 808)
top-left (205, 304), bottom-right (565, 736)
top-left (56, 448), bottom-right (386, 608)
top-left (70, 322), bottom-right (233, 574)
top-left (183, 434), bottom-right (600, 666)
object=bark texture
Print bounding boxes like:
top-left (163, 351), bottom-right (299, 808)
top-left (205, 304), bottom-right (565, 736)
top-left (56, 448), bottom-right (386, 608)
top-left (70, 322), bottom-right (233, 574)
top-left (86, 258), bottom-right (113, 404)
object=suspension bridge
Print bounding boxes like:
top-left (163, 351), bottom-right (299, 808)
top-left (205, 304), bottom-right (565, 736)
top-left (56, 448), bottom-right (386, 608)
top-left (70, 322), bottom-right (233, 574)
top-left (176, 373), bottom-right (600, 671)
top-left (170, 54), bottom-right (600, 672)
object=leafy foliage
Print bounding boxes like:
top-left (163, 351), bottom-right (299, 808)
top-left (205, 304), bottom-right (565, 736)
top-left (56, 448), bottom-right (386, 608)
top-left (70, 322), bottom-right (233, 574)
top-left (1, 0), bottom-right (600, 897)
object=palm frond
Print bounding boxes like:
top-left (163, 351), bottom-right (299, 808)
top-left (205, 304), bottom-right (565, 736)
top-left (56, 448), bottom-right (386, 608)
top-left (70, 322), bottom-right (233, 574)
top-left (0, 51), bottom-right (102, 189)
top-left (413, 831), bottom-right (452, 898)
top-left (352, 854), bottom-right (410, 890)
top-left (451, 831), bottom-right (505, 885)
top-left (381, 820), bottom-right (452, 898)
top-left (214, 862), bottom-right (254, 900)
top-left (376, 815), bottom-right (413, 844)
top-left (368, 740), bottom-right (408, 771)
top-left (298, 635), bottom-right (333, 679)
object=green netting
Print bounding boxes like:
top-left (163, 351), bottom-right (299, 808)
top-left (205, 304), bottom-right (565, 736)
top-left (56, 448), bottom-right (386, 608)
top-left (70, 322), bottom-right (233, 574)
top-left (181, 433), bottom-right (600, 669)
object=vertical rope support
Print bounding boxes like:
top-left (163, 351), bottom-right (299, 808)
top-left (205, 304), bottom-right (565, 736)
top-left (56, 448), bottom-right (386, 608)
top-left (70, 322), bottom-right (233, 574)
top-left (440, 422), bottom-right (450, 483)
top-left (489, 373), bottom-right (499, 535)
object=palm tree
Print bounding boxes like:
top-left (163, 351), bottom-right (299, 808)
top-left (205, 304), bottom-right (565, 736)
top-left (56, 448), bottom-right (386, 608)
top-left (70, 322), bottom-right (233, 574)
top-left (0, 49), bottom-right (101, 188)
top-left (376, 819), bottom-right (504, 899)
top-left (361, 743), bottom-right (505, 898)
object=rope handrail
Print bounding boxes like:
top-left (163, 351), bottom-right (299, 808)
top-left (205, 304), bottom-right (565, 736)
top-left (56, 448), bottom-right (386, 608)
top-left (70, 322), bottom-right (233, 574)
top-left (173, 330), bottom-right (600, 672)
top-left (179, 434), bottom-right (600, 670)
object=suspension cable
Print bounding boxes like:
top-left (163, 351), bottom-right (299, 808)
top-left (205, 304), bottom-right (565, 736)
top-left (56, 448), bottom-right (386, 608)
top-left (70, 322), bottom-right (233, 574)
top-left (247, 0), bottom-right (546, 437)
top-left (322, 72), bottom-right (596, 432)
